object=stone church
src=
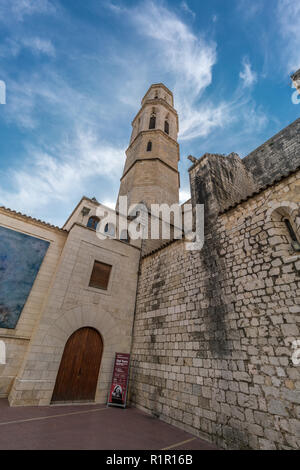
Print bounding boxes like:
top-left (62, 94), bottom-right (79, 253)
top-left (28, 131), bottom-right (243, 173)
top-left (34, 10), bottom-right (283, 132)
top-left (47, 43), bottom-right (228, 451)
top-left (0, 76), bottom-right (299, 450)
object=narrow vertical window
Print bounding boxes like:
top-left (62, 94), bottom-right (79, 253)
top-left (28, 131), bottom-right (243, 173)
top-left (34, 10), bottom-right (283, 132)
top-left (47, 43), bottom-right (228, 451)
top-left (284, 219), bottom-right (298, 242)
top-left (147, 141), bottom-right (152, 152)
top-left (164, 120), bottom-right (169, 134)
top-left (149, 115), bottom-right (156, 129)
top-left (284, 218), bottom-right (300, 251)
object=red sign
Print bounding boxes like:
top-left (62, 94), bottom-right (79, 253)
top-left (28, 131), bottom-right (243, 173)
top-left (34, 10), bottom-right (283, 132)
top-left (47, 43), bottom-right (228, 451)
top-left (108, 353), bottom-right (130, 408)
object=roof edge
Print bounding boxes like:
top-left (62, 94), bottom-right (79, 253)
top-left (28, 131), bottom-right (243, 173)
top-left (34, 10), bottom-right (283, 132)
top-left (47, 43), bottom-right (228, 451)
top-left (0, 206), bottom-right (66, 233)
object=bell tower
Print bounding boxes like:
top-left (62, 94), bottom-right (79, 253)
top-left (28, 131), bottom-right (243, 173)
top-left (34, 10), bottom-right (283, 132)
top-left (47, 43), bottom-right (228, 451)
top-left (117, 83), bottom-right (180, 210)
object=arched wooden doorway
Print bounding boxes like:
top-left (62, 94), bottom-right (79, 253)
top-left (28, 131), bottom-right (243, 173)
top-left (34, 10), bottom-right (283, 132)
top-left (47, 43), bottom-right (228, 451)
top-left (52, 327), bottom-right (103, 403)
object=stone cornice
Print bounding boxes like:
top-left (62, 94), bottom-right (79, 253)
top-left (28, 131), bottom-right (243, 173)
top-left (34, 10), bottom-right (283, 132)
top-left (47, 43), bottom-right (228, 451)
top-left (126, 129), bottom-right (179, 154)
top-left (120, 157), bottom-right (179, 182)
top-left (141, 83), bottom-right (174, 104)
top-left (132, 98), bottom-right (179, 131)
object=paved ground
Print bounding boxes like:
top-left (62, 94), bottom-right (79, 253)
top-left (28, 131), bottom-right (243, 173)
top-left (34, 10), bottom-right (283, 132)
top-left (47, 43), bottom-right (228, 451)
top-left (0, 399), bottom-right (218, 450)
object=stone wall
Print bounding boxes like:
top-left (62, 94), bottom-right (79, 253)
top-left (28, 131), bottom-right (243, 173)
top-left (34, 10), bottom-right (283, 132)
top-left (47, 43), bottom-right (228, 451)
top-left (188, 152), bottom-right (258, 221)
top-left (130, 170), bottom-right (300, 450)
top-left (9, 219), bottom-right (141, 406)
top-left (244, 118), bottom-right (300, 188)
top-left (0, 208), bottom-right (67, 398)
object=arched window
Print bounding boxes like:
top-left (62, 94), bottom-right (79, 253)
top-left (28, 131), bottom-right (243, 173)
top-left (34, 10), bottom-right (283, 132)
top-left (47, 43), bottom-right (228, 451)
top-left (87, 216), bottom-right (100, 230)
top-left (104, 223), bottom-right (115, 237)
top-left (120, 230), bottom-right (130, 243)
top-left (147, 141), bottom-right (152, 152)
top-left (149, 115), bottom-right (156, 129)
top-left (164, 120), bottom-right (169, 135)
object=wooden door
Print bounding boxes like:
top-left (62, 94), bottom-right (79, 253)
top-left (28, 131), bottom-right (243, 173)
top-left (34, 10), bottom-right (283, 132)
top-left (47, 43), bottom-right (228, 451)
top-left (52, 327), bottom-right (103, 403)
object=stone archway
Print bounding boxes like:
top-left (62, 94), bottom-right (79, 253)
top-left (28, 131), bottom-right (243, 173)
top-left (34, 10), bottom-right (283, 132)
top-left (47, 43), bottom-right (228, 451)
top-left (51, 327), bottom-right (103, 403)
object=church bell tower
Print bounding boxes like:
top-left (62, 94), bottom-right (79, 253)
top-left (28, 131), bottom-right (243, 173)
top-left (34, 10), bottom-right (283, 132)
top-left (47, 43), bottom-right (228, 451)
top-left (117, 83), bottom-right (180, 210)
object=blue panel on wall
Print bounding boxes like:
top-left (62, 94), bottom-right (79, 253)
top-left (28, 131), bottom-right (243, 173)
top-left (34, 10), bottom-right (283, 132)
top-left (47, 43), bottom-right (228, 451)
top-left (0, 226), bottom-right (50, 329)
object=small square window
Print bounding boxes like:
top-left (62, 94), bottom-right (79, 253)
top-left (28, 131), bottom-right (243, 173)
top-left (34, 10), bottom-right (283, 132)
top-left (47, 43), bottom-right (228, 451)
top-left (89, 261), bottom-right (112, 290)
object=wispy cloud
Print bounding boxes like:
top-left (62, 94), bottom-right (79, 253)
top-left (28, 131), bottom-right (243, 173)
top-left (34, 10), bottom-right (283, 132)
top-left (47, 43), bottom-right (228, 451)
top-left (0, 128), bottom-right (124, 224)
top-left (130, 1), bottom-right (223, 139)
top-left (133, 2), bottom-right (216, 96)
top-left (22, 37), bottom-right (55, 56)
top-left (0, 37), bottom-right (55, 58)
top-left (180, 1), bottom-right (195, 19)
top-left (236, 0), bottom-right (263, 19)
top-left (277, 0), bottom-right (300, 73)
top-left (0, 0), bottom-right (56, 24)
top-left (0, 0), bottom-right (272, 225)
top-left (2, 72), bottom-right (71, 129)
top-left (10, 0), bottom-right (56, 21)
top-left (239, 57), bottom-right (258, 87)
top-left (129, 1), bottom-right (265, 141)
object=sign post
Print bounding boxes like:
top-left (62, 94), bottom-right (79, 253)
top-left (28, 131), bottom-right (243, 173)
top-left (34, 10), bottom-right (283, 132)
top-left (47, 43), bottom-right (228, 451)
top-left (107, 353), bottom-right (130, 408)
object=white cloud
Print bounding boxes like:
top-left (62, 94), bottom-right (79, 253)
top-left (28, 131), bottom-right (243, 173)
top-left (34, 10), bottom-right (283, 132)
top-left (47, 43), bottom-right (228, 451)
top-left (277, 0), bottom-right (300, 73)
top-left (180, 1), bottom-right (196, 18)
top-left (102, 199), bottom-right (117, 210)
top-left (0, 0), bottom-right (56, 23)
top-left (22, 37), bottom-right (55, 56)
top-left (129, 2), bottom-right (266, 142)
top-left (0, 68), bottom-right (125, 222)
top-left (2, 69), bottom-right (94, 130)
top-left (130, 2), bottom-right (225, 140)
top-left (0, 37), bottom-right (55, 58)
top-left (0, 0), bottom-right (270, 224)
top-left (0, 129), bottom-right (124, 223)
top-left (236, 0), bottom-right (263, 19)
top-left (133, 2), bottom-right (216, 96)
top-left (11, 0), bottom-right (56, 21)
top-left (179, 189), bottom-right (191, 204)
top-left (239, 57), bottom-right (257, 88)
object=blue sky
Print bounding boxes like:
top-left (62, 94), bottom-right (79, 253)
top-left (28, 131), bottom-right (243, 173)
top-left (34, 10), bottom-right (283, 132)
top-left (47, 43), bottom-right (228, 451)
top-left (0, 0), bottom-right (299, 226)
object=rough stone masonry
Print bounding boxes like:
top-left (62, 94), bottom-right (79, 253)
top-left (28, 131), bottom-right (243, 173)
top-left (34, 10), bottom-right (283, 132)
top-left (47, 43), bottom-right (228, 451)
top-left (130, 131), bottom-right (300, 450)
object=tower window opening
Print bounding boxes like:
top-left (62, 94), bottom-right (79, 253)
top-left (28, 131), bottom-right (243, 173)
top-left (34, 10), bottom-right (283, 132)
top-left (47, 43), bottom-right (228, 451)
top-left (164, 120), bottom-right (169, 135)
top-left (283, 218), bottom-right (300, 251)
top-left (147, 141), bottom-right (152, 152)
top-left (284, 219), bottom-right (297, 242)
top-left (149, 115), bottom-right (156, 129)
top-left (87, 216), bottom-right (100, 230)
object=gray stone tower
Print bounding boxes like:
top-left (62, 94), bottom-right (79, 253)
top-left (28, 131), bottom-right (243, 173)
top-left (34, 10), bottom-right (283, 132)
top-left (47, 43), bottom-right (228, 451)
top-left (116, 84), bottom-right (180, 210)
